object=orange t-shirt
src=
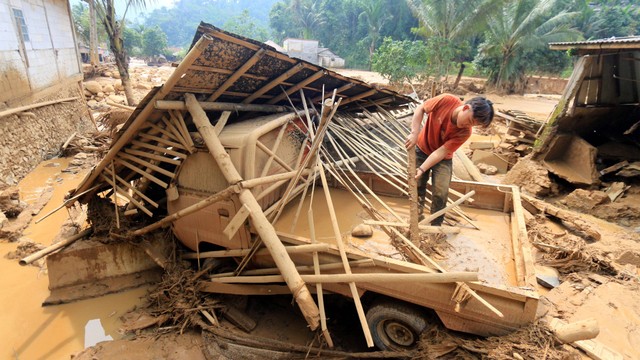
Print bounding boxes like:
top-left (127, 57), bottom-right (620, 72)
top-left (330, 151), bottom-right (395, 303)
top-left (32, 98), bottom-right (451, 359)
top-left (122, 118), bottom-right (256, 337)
top-left (417, 94), bottom-right (471, 160)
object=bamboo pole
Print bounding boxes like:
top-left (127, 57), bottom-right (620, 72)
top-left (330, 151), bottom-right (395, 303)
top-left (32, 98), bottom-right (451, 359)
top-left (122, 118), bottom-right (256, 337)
top-left (104, 166), bottom-right (159, 208)
top-left (0, 97), bottom-right (79, 118)
top-left (184, 93), bottom-right (320, 331)
top-left (419, 190), bottom-right (475, 225)
top-left (408, 147), bottom-right (420, 242)
top-left (99, 174), bottom-right (154, 217)
top-left (131, 185), bottom-right (238, 236)
top-left (106, 100), bottom-right (135, 111)
top-left (309, 207), bottom-right (334, 347)
top-left (111, 160), bottom-right (120, 228)
top-left (115, 158), bottom-right (168, 188)
top-left (131, 140), bottom-right (187, 159)
top-left (124, 147), bottom-right (181, 166)
top-left (259, 122), bottom-right (288, 178)
top-left (363, 220), bottom-right (460, 234)
top-left (318, 157), bottom-right (374, 347)
top-left (211, 272), bottom-right (478, 284)
top-left (20, 229), bottom-right (92, 266)
top-left (181, 243), bottom-right (330, 260)
top-left (155, 100), bottom-right (289, 113)
top-left (118, 152), bottom-right (175, 178)
top-left (138, 133), bottom-right (187, 150)
top-left (210, 259), bottom-right (375, 278)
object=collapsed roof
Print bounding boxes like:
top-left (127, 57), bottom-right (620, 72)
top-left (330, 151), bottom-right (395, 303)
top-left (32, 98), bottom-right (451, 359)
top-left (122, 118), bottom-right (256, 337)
top-left (69, 22), bottom-right (414, 206)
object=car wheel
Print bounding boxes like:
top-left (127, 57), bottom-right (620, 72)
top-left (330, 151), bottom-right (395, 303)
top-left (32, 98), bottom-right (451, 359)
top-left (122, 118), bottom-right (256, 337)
top-left (366, 300), bottom-right (429, 351)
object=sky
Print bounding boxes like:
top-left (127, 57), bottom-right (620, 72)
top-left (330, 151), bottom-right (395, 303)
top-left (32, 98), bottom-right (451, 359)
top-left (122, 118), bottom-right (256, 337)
top-left (70, 0), bottom-right (179, 23)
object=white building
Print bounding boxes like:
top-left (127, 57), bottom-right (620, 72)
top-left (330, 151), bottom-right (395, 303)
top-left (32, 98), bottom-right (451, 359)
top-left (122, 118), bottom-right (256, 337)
top-left (282, 38), bottom-right (345, 68)
top-left (0, 0), bottom-right (82, 103)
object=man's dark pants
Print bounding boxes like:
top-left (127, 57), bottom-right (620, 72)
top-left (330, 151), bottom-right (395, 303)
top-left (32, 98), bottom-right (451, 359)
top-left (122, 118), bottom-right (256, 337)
top-left (415, 147), bottom-right (452, 226)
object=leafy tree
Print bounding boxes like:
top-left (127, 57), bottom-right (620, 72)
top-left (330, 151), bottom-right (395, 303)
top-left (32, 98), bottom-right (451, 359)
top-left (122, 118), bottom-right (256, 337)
top-left (71, 2), bottom-right (107, 44)
top-left (224, 9), bottom-right (270, 41)
top-left (123, 26), bottom-right (143, 56)
top-left (358, 0), bottom-right (392, 69)
top-left (585, 2), bottom-right (639, 38)
top-left (94, 0), bottom-right (149, 105)
top-left (475, 0), bottom-right (581, 93)
top-left (372, 37), bottom-right (428, 83)
top-left (406, 0), bottom-right (500, 87)
top-left (142, 26), bottom-right (168, 56)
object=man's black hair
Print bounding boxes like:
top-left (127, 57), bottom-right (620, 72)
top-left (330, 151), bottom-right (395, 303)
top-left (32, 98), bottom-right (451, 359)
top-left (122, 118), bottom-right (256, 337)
top-left (466, 97), bottom-right (494, 127)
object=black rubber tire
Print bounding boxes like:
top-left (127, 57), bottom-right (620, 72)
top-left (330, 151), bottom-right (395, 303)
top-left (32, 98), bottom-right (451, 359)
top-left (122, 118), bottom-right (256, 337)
top-left (366, 300), bottom-right (429, 351)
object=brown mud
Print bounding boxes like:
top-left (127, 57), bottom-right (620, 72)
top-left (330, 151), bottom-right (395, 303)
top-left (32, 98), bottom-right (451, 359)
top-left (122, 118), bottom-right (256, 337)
top-left (2, 68), bottom-right (640, 359)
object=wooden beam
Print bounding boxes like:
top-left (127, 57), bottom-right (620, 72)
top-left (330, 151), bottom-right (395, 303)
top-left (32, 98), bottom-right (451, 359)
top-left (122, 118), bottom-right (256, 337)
top-left (339, 89), bottom-right (377, 105)
top-left (223, 204), bottom-right (251, 240)
top-left (267, 70), bottom-right (326, 104)
top-left (181, 243), bottom-right (330, 259)
top-left (138, 133), bottom-right (187, 150)
top-left (207, 48), bottom-right (266, 102)
top-left (99, 174), bottom-right (154, 216)
top-left (103, 166), bottom-right (160, 208)
top-left (0, 97), bottom-right (79, 118)
top-left (214, 111), bottom-right (231, 135)
top-left (155, 100), bottom-right (289, 113)
top-left (124, 147), bottom-right (181, 166)
top-left (242, 63), bottom-right (305, 104)
top-left (130, 140), bottom-right (187, 159)
top-left (184, 92), bottom-right (321, 331)
top-left (311, 83), bottom-right (355, 103)
top-left (211, 272), bottom-right (479, 284)
top-left (115, 158), bottom-right (168, 188)
top-left (118, 152), bottom-right (175, 178)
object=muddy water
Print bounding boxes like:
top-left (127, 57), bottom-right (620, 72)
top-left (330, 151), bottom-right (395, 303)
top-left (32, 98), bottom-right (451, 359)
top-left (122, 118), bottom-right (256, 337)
top-left (0, 159), bottom-right (147, 360)
top-left (274, 188), bottom-right (518, 286)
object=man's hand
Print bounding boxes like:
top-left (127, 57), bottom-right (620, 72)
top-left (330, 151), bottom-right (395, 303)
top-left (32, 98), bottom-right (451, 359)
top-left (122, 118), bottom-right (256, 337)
top-left (405, 132), bottom-right (418, 150)
top-left (415, 167), bottom-right (425, 180)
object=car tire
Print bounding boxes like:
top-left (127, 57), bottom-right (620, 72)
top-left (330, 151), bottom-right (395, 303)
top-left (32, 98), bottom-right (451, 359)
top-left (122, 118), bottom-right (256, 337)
top-left (366, 300), bottom-right (429, 351)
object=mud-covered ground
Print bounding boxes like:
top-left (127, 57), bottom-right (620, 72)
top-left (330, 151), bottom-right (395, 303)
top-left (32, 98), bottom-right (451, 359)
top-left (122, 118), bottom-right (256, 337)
top-left (2, 66), bottom-right (639, 359)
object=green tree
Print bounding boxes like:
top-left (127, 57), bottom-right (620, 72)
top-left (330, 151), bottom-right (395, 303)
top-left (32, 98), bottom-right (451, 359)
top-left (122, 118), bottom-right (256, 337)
top-left (142, 25), bottom-right (168, 56)
top-left (475, 0), bottom-right (581, 93)
top-left (71, 2), bottom-right (107, 44)
top-left (372, 37), bottom-right (428, 83)
top-left (123, 26), bottom-right (143, 56)
top-left (407, 0), bottom-right (500, 87)
top-left (358, 0), bottom-right (392, 69)
top-left (94, 0), bottom-right (149, 105)
top-left (224, 9), bottom-right (270, 41)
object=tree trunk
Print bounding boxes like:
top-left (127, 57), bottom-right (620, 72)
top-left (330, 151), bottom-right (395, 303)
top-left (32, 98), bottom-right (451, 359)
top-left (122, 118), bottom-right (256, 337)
top-left (452, 62), bottom-right (465, 89)
top-left (88, 0), bottom-right (98, 65)
top-left (102, 0), bottom-right (137, 106)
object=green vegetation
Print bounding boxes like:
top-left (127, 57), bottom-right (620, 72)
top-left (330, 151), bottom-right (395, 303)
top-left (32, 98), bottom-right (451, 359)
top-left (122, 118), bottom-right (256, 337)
top-left (72, 0), bottom-right (640, 95)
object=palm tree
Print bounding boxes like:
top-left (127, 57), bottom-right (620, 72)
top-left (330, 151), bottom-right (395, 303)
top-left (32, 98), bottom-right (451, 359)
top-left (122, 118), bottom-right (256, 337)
top-left (406, 0), bottom-right (500, 87)
top-left (94, 0), bottom-right (148, 106)
top-left (289, 0), bottom-right (325, 39)
top-left (358, 0), bottom-right (392, 69)
top-left (479, 0), bottom-right (581, 92)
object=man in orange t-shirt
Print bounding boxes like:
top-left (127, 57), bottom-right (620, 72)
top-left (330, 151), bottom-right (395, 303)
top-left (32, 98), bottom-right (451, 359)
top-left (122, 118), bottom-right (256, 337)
top-left (404, 94), bottom-right (494, 225)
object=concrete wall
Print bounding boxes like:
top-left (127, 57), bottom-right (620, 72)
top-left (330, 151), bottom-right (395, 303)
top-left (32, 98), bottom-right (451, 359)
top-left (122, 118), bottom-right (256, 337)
top-left (0, 0), bottom-right (91, 186)
top-left (0, 0), bottom-right (81, 104)
top-left (283, 38), bottom-right (319, 65)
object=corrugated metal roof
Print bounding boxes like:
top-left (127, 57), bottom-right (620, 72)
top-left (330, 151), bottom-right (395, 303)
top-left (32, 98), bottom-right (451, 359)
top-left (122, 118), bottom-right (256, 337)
top-left (549, 36), bottom-right (640, 50)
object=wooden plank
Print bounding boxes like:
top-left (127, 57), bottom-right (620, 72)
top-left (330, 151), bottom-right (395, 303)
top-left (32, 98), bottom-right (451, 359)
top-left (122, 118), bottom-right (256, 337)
top-left (103, 166), bottom-right (160, 208)
top-left (199, 282), bottom-right (293, 295)
top-left (311, 83), bottom-right (355, 103)
top-left (511, 188), bottom-right (537, 288)
top-left (131, 140), bottom-right (187, 159)
top-left (223, 204), bottom-right (251, 240)
top-left (207, 48), bottom-right (266, 102)
top-left (242, 63), bottom-right (305, 104)
top-left (118, 152), bottom-right (175, 178)
top-left (124, 147), bottom-right (181, 166)
top-left (210, 272), bottom-right (478, 284)
top-left (267, 70), bottom-right (326, 104)
top-left (156, 100), bottom-right (290, 113)
top-left (138, 132), bottom-right (187, 150)
top-left (115, 158), bottom-right (168, 188)
top-left (339, 89), bottom-right (377, 105)
top-left (99, 174), bottom-right (154, 216)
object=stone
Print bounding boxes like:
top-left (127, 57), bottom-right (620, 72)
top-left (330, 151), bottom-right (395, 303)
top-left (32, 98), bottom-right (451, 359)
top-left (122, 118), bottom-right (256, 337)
top-left (87, 100), bottom-right (99, 109)
top-left (0, 187), bottom-right (25, 218)
top-left (351, 224), bottom-right (373, 237)
top-left (562, 189), bottom-right (610, 211)
top-left (114, 80), bottom-right (124, 91)
top-left (102, 83), bottom-right (115, 93)
top-left (135, 83), bottom-right (151, 90)
top-left (84, 80), bottom-right (102, 94)
top-left (108, 94), bottom-right (126, 104)
top-left (111, 71), bottom-right (121, 79)
top-left (477, 162), bottom-right (498, 175)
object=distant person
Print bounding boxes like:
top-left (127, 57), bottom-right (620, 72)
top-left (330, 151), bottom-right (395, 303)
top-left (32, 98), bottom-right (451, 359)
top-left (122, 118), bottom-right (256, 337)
top-left (404, 94), bottom-right (494, 225)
